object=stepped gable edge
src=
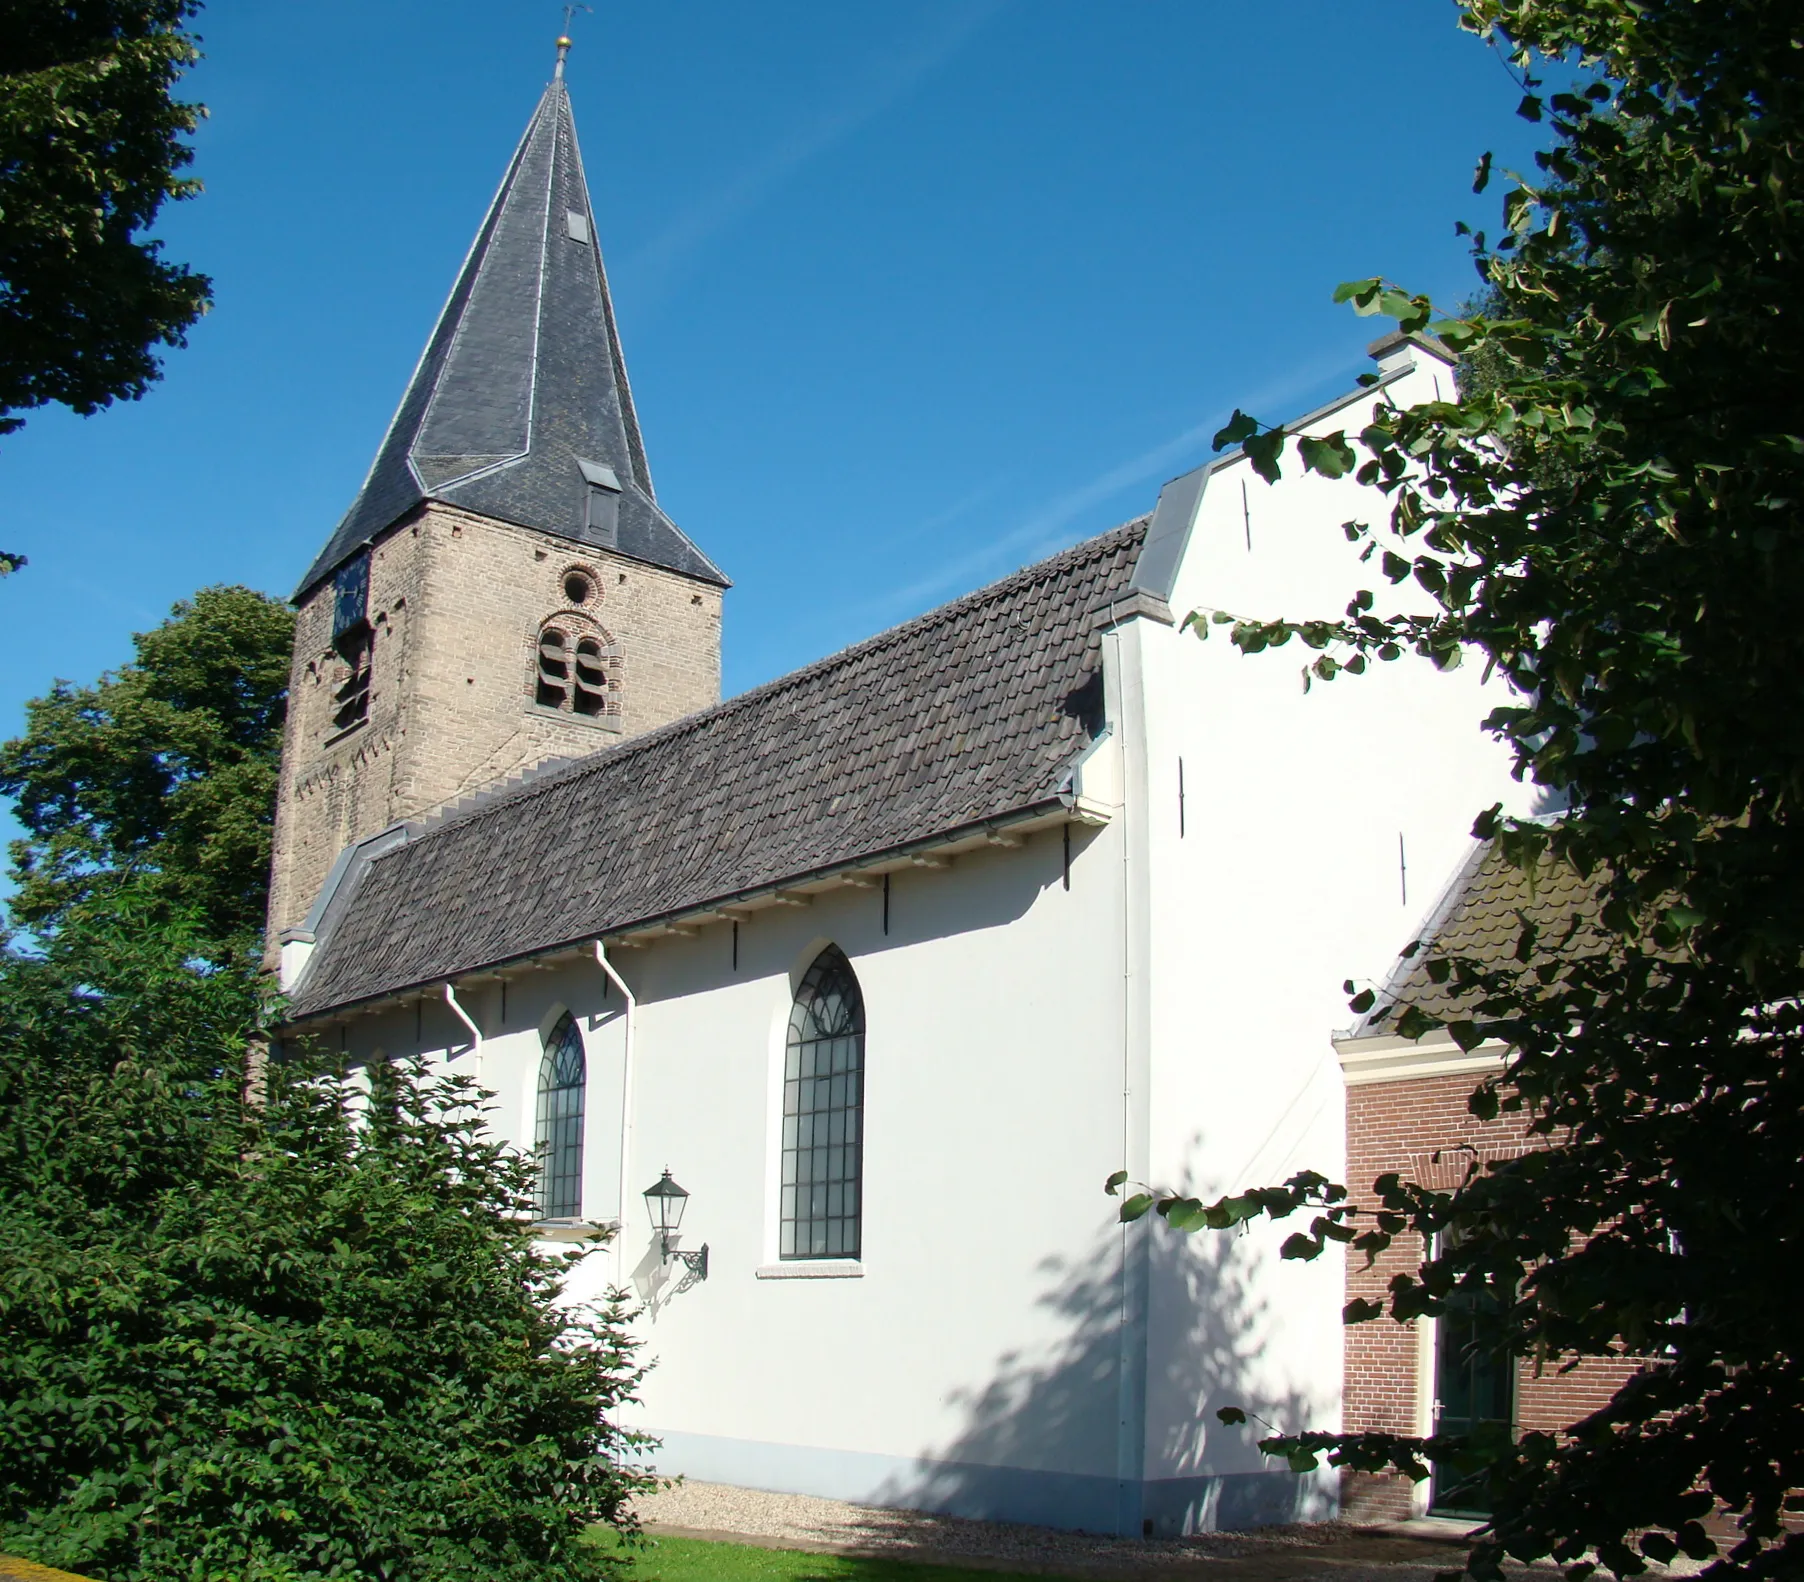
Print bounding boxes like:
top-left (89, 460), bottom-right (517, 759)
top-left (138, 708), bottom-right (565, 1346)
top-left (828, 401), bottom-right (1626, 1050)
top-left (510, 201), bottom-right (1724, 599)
top-left (287, 518), bottom-right (1148, 1018)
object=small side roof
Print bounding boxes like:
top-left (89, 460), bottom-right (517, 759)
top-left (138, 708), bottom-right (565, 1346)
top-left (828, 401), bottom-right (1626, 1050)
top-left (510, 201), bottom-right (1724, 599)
top-left (1347, 840), bottom-right (1609, 1038)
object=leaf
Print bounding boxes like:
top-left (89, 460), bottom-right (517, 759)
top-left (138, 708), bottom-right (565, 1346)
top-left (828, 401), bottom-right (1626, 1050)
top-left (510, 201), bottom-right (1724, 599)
top-left (1162, 1197), bottom-right (1205, 1230)
top-left (1333, 277), bottom-right (1385, 312)
top-left (1299, 432), bottom-right (1357, 478)
top-left (1394, 1004), bottom-right (1435, 1041)
top-left (1216, 1406), bottom-right (1249, 1425)
top-left (1119, 1193), bottom-right (1154, 1223)
top-left (1472, 150), bottom-right (1494, 193)
top-left (1212, 409), bottom-right (1261, 451)
top-left (1244, 428), bottom-right (1287, 485)
top-left (1104, 1169), bottom-right (1129, 1194)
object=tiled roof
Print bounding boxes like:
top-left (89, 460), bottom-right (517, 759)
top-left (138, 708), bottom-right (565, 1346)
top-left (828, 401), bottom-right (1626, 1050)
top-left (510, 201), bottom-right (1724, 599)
top-left (1360, 840), bottom-right (1609, 1033)
top-left (287, 519), bottom-right (1148, 1017)
top-left (296, 80), bottom-right (724, 601)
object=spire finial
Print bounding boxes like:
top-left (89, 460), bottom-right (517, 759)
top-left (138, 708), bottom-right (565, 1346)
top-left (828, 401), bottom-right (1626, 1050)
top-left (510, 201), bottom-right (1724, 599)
top-left (555, 3), bottom-right (591, 79)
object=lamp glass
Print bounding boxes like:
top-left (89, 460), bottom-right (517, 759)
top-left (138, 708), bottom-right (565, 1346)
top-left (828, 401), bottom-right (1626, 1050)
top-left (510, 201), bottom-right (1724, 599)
top-left (643, 1169), bottom-right (689, 1235)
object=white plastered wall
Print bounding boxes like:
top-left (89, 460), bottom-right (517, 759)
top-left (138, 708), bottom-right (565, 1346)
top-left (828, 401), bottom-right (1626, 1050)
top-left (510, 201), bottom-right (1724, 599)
top-left (1131, 345), bottom-right (1529, 1527)
top-left (329, 811), bottom-right (1143, 1532)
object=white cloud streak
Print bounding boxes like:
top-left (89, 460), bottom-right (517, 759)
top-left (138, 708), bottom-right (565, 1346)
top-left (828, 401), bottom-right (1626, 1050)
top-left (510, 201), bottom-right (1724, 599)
top-left (617, 0), bottom-right (1012, 302)
top-left (858, 344), bottom-right (1364, 621)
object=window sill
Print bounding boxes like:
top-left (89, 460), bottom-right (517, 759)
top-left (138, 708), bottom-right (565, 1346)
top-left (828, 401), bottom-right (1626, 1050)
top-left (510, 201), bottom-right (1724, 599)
top-left (527, 703), bottom-right (621, 732)
top-left (755, 1260), bottom-right (863, 1279)
top-left (323, 717), bottom-right (370, 747)
top-left (533, 1218), bottom-right (617, 1243)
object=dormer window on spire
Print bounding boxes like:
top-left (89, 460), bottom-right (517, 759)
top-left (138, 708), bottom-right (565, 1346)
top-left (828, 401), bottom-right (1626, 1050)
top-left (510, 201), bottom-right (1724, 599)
top-left (577, 458), bottom-right (621, 549)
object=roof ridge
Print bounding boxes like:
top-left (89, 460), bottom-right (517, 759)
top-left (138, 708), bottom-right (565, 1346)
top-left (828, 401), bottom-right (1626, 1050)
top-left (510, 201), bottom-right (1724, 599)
top-left (370, 517), bottom-right (1149, 856)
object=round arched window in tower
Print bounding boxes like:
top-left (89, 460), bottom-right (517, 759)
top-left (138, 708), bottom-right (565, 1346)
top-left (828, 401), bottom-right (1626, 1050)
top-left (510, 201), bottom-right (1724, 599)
top-left (532, 614), bottom-right (620, 721)
top-left (563, 569), bottom-right (594, 606)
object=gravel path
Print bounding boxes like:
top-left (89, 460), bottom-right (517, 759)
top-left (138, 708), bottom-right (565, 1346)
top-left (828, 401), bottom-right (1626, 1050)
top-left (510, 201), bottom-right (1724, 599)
top-left (633, 1480), bottom-right (1478, 1580)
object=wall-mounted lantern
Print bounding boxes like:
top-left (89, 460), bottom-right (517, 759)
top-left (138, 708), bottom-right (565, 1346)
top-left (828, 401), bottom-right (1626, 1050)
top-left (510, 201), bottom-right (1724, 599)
top-left (643, 1169), bottom-right (708, 1282)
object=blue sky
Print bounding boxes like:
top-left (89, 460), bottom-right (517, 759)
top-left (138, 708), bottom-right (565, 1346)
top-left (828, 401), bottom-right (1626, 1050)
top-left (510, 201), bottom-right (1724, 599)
top-left (1, 2), bottom-right (1544, 785)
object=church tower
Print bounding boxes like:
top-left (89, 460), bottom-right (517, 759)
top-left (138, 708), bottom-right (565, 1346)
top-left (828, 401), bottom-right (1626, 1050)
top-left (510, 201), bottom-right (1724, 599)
top-left (268, 44), bottom-right (727, 942)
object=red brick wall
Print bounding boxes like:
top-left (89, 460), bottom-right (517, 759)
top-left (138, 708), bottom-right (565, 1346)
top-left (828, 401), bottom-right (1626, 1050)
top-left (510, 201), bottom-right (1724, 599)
top-left (1341, 1068), bottom-right (1635, 1521)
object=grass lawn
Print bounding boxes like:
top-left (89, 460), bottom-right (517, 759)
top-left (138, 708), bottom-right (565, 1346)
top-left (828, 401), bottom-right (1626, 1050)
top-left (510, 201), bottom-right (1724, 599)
top-left (613, 1533), bottom-right (1050, 1582)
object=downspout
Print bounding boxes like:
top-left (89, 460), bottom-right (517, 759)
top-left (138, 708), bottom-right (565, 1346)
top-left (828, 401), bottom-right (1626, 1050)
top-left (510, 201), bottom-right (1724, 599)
top-left (443, 981), bottom-right (483, 1087)
top-left (593, 941), bottom-right (637, 1280)
top-left (1105, 618), bottom-right (1154, 1539)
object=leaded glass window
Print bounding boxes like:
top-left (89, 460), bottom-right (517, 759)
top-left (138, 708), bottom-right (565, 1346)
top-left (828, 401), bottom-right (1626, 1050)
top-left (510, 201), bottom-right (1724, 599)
top-left (781, 946), bottom-right (864, 1259)
top-left (536, 1011), bottom-right (586, 1220)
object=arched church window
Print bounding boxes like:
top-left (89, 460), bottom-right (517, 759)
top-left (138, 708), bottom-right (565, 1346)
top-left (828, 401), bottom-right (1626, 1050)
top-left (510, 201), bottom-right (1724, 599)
top-left (781, 946), bottom-right (865, 1260)
top-left (536, 1011), bottom-right (586, 1220)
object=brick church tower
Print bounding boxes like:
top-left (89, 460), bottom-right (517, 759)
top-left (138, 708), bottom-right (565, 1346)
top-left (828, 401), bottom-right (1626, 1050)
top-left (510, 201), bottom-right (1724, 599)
top-left (268, 43), bottom-right (727, 944)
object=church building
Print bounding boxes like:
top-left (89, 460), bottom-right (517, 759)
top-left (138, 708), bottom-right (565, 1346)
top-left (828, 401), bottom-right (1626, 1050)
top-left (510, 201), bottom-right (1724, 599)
top-left (272, 51), bottom-right (1526, 1536)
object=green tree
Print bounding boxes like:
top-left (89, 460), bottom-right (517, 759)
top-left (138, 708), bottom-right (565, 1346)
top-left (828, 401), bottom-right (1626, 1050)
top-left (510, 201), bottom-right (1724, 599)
top-left (0, 900), bottom-right (655, 1582)
top-left (1120, 2), bottom-right (1804, 1577)
top-left (0, 585), bottom-right (293, 959)
top-left (0, 587), bottom-right (655, 1579)
top-left (0, 0), bottom-right (211, 440)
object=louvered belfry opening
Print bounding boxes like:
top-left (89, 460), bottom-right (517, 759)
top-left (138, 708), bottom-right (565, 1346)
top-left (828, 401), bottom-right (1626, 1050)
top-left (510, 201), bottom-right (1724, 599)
top-left (332, 634), bottom-right (374, 731)
top-left (534, 618), bottom-right (619, 718)
top-left (330, 549), bottom-right (374, 734)
top-left (536, 626), bottom-right (571, 708)
top-left (572, 636), bottom-right (608, 715)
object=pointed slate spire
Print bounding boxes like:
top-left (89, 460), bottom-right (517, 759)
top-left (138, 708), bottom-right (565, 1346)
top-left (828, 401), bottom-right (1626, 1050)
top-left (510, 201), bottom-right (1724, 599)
top-left (296, 74), bottom-right (725, 599)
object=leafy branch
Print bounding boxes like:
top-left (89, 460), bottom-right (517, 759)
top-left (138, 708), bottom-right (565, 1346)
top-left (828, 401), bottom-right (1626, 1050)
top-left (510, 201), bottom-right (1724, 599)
top-left (1147, 0), bottom-right (1804, 1567)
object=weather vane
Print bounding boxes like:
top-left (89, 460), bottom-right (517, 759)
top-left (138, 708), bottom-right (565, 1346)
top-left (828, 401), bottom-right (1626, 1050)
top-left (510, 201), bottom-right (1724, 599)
top-left (555, 3), bottom-right (592, 78)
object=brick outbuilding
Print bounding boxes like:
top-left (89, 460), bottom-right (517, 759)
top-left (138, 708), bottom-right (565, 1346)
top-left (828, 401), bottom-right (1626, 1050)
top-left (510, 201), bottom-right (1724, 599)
top-left (1333, 844), bottom-right (1638, 1520)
